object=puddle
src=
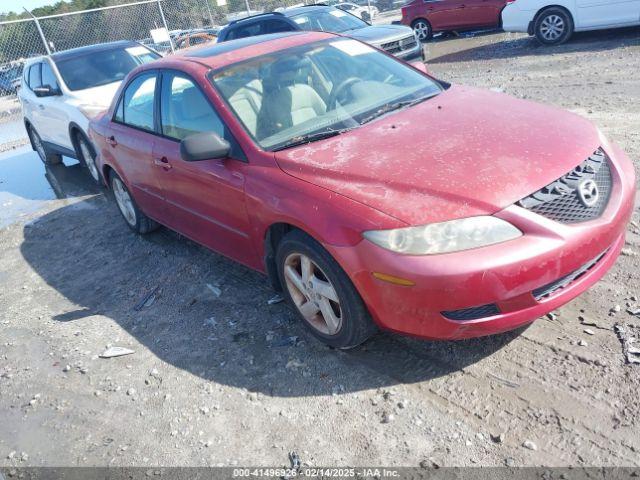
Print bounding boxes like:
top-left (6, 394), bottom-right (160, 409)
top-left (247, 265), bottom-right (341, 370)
top-left (0, 119), bottom-right (27, 145)
top-left (0, 145), bottom-right (96, 228)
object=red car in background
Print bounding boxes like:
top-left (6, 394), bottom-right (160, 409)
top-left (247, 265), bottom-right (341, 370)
top-left (401, 0), bottom-right (507, 41)
top-left (89, 32), bottom-right (635, 349)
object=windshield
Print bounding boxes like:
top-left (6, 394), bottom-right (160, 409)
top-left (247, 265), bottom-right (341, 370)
top-left (290, 9), bottom-right (368, 33)
top-left (55, 45), bottom-right (160, 91)
top-left (211, 39), bottom-right (442, 151)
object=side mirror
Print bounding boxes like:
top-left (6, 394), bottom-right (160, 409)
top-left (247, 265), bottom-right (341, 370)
top-left (410, 60), bottom-right (430, 75)
top-left (180, 132), bottom-right (230, 162)
top-left (33, 85), bottom-right (59, 97)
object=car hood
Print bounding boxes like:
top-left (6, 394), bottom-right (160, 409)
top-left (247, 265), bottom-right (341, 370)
top-left (273, 85), bottom-right (602, 226)
top-left (70, 81), bottom-right (122, 108)
top-left (347, 24), bottom-right (414, 43)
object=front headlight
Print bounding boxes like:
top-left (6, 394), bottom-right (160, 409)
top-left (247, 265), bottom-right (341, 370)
top-left (363, 216), bottom-right (522, 255)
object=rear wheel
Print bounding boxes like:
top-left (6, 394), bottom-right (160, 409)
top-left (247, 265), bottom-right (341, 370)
top-left (28, 125), bottom-right (62, 165)
top-left (276, 230), bottom-right (377, 349)
top-left (412, 19), bottom-right (432, 42)
top-left (110, 172), bottom-right (158, 234)
top-left (75, 132), bottom-right (101, 184)
top-left (534, 8), bottom-right (573, 45)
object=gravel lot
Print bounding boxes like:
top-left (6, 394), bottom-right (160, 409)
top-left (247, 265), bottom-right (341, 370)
top-left (1, 28), bottom-right (640, 469)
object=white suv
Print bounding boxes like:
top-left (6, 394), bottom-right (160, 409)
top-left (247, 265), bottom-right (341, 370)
top-left (502, 0), bottom-right (640, 45)
top-left (20, 40), bottom-right (160, 182)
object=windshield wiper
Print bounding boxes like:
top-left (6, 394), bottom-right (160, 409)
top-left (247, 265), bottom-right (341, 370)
top-left (272, 127), bottom-right (353, 151)
top-left (359, 93), bottom-right (437, 125)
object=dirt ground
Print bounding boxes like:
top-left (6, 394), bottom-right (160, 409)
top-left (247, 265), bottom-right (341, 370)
top-left (1, 28), bottom-right (640, 469)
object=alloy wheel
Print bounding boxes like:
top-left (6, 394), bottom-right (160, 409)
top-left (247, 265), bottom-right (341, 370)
top-left (112, 177), bottom-right (137, 227)
top-left (79, 138), bottom-right (100, 182)
top-left (413, 21), bottom-right (430, 41)
top-left (540, 14), bottom-right (565, 41)
top-left (31, 129), bottom-right (47, 162)
top-left (283, 252), bottom-right (342, 336)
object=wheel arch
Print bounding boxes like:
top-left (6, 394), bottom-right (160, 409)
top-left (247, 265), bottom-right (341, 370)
top-left (68, 122), bottom-right (95, 158)
top-left (24, 118), bottom-right (36, 151)
top-left (263, 222), bottom-right (306, 292)
top-left (532, 4), bottom-right (574, 31)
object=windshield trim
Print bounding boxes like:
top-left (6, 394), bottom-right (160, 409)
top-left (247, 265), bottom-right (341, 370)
top-left (207, 38), bottom-right (442, 152)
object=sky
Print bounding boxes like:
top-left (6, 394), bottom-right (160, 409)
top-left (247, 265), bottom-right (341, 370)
top-left (2, 0), bottom-right (61, 14)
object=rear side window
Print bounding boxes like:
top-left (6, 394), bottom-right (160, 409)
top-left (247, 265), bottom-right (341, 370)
top-left (28, 63), bottom-right (41, 90)
top-left (227, 22), bottom-right (262, 40)
top-left (262, 19), bottom-right (296, 34)
top-left (41, 62), bottom-right (59, 90)
top-left (118, 73), bottom-right (157, 132)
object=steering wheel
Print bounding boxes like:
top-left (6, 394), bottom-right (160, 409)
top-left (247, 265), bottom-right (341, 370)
top-left (328, 77), bottom-right (360, 110)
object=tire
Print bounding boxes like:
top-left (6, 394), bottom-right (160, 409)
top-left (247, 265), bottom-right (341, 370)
top-left (109, 171), bottom-right (159, 234)
top-left (276, 230), bottom-right (377, 349)
top-left (412, 18), bottom-right (432, 42)
top-left (28, 125), bottom-right (62, 166)
top-left (74, 131), bottom-right (101, 185)
top-left (534, 7), bottom-right (573, 45)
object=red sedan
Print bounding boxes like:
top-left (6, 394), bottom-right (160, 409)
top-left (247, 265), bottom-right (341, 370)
top-left (89, 32), bottom-right (635, 349)
top-left (401, 0), bottom-right (507, 41)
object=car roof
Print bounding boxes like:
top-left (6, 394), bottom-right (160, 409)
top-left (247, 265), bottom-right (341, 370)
top-left (167, 31), bottom-right (335, 70)
top-left (50, 40), bottom-right (142, 62)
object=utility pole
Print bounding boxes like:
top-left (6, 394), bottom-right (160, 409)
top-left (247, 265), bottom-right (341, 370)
top-left (23, 8), bottom-right (51, 55)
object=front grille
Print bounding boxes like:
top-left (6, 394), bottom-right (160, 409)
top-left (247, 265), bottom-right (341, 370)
top-left (442, 303), bottom-right (500, 321)
top-left (532, 250), bottom-right (608, 301)
top-left (517, 148), bottom-right (612, 224)
top-left (381, 35), bottom-right (417, 55)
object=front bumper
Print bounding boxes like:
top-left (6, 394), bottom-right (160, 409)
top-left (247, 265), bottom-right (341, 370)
top-left (501, 3), bottom-right (536, 34)
top-left (327, 142), bottom-right (636, 340)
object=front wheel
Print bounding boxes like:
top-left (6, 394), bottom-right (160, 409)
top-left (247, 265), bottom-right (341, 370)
top-left (75, 132), bottom-right (101, 184)
top-left (412, 19), bottom-right (432, 42)
top-left (276, 230), bottom-right (377, 349)
top-left (28, 125), bottom-right (62, 166)
top-left (110, 172), bottom-right (158, 234)
top-left (534, 8), bottom-right (573, 45)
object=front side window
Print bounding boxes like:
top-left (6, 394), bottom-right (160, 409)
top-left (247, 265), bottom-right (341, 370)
top-left (120, 73), bottom-right (157, 131)
top-left (55, 45), bottom-right (160, 91)
top-left (290, 8), bottom-right (367, 33)
top-left (211, 38), bottom-right (442, 151)
top-left (41, 62), bottom-right (59, 90)
top-left (159, 72), bottom-right (245, 160)
top-left (160, 73), bottom-right (224, 141)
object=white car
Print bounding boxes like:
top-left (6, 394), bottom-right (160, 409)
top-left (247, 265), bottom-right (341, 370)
top-left (19, 40), bottom-right (160, 182)
top-left (335, 2), bottom-right (379, 21)
top-left (502, 0), bottom-right (640, 45)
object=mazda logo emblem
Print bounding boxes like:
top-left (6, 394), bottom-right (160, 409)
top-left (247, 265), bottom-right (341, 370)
top-left (577, 179), bottom-right (599, 207)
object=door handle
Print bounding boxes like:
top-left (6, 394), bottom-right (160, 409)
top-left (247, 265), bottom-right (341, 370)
top-left (107, 135), bottom-right (118, 147)
top-left (154, 157), bottom-right (172, 171)
top-left (38, 104), bottom-right (45, 110)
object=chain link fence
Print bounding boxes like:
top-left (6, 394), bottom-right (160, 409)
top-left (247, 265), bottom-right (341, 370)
top-left (0, 0), bottom-right (401, 148)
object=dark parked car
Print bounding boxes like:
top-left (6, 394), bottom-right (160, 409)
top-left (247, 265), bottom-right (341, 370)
top-left (401, 0), bottom-right (507, 41)
top-left (0, 64), bottom-right (23, 94)
top-left (216, 6), bottom-right (421, 61)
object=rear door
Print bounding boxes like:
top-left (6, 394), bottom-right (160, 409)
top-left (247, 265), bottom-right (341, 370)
top-left (423, 0), bottom-right (468, 30)
top-left (107, 71), bottom-right (167, 221)
top-left (151, 71), bottom-right (255, 265)
top-left (460, 0), bottom-right (505, 28)
top-left (576, 0), bottom-right (640, 27)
